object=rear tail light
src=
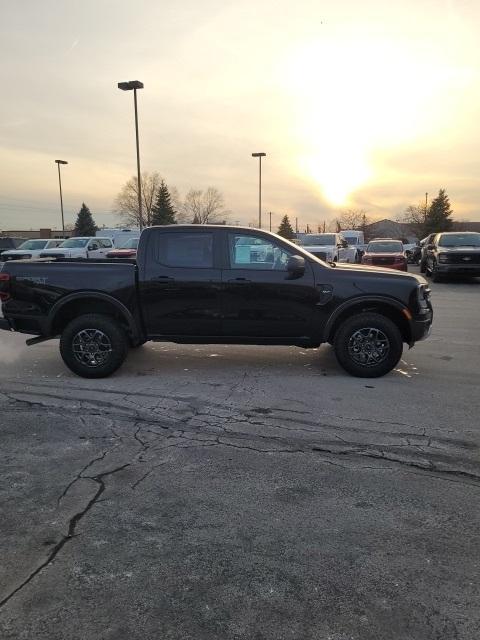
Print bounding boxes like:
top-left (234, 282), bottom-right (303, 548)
top-left (0, 272), bottom-right (10, 302)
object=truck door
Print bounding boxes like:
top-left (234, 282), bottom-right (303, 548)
top-left (141, 228), bottom-right (222, 336)
top-left (221, 230), bottom-right (316, 338)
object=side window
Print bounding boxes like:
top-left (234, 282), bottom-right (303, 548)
top-left (88, 240), bottom-right (99, 250)
top-left (228, 233), bottom-right (292, 270)
top-left (99, 239), bottom-right (112, 248)
top-left (153, 232), bottom-right (214, 268)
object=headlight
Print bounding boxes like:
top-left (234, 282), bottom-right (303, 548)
top-left (438, 253), bottom-right (448, 263)
top-left (416, 283), bottom-right (431, 312)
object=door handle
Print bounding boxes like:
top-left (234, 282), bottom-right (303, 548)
top-left (151, 275), bottom-right (175, 282)
top-left (227, 277), bottom-right (251, 283)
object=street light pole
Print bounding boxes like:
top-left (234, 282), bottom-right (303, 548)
top-left (118, 80), bottom-right (144, 230)
top-left (252, 152), bottom-right (266, 229)
top-left (269, 211), bottom-right (272, 232)
top-left (54, 160), bottom-right (68, 234)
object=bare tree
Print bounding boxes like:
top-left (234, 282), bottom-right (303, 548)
top-left (178, 187), bottom-right (229, 224)
top-left (400, 203), bottom-right (429, 238)
top-left (114, 171), bottom-right (163, 227)
top-left (336, 208), bottom-right (371, 231)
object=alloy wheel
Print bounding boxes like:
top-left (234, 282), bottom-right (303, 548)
top-left (348, 327), bottom-right (390, 367)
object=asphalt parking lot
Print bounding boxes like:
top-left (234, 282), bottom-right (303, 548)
top-left (1, 267), bottom-right (480, 640)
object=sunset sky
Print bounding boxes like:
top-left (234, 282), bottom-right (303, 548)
top-left (0, 0), bottom-right (479, 231)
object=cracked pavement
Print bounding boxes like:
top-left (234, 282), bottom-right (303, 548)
top-left (1, 270), bottom-right (480, 639)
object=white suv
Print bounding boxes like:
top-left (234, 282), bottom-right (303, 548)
top-left (39, 237), bottom-right (113, 259)
top-left (0, 238), bottom-right (64, 261)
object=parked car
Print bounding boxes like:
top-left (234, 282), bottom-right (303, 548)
top-left (419, 234), bottom-right (437, 273)
top-left (39, 237), bottom-right (114, 259)
top-left (0, 225), bottom-right (432, 379)
top-left (361, 239), bottom-right (408, 271)
top-left (424, 231), bottom-right (480, 281)
top-left (296, 233), bottom-right (358, 263)
top-left (0, 237), bottom-right (27, 255)
top-left (106, 237), bottom-right (139, 258)
top-left (0, 238), bottom-right (64, 261)
top-left (403, 242), bottom-right (418, 264)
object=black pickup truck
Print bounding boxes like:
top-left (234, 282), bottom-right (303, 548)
top-left (0, 225), bottom-right (432, 378)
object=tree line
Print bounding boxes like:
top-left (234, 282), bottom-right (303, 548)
top-left (70, 182), bottom-right (454, 241)
top-left (114, 172), bottom-right (229, 227)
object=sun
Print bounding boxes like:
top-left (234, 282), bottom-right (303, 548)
top-left (280, 35), bottom-right (453, 206)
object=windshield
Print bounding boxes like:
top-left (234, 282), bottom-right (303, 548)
top-left (367, 241), bottom-right (404, 253)
top-left (18, 240), bottom-right (48, 250)
top-left (118, 237), bottom-right (139, 249)
top-left (59, 238), bottom-right (89, 248)
top-left (438, 233), bottom-right (480, 247)
top-left (298, 234), bottom-right (336, 246)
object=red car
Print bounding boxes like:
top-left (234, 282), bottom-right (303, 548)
top-left (361, 239), bottom-right (407, 271)
top-left (106, 237), bottom-right (139, 259)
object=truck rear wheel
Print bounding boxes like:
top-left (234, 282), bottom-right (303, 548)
top-left (333, 312), bottom-right (403, 378)
top-left (60, 314), bottom-right (128, 378)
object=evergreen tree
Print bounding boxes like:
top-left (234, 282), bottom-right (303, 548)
top-left (151, 180), bottom-right (177, 225)
top-left (277, 215), bottom-right (295, 239)
top-left (73, 203), bottom-right (97, 236)
top-left (425, 189), bottom-right (453, 235)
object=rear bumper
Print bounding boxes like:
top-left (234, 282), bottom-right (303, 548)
top-left (0, 317), bottom-right (12, 331)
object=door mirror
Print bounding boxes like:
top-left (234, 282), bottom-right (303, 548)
top-left (286, 255), bottom-right (305, 278)
top-left (89, 242), bottom-right (99, 251)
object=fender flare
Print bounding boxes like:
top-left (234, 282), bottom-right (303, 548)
top-left (322, 295), bottom-right (409, 342)
top-left (46, 291), bottom-right (141, 340)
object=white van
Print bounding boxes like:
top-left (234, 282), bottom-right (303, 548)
top-left (96, 228), bottom-right (141, 247)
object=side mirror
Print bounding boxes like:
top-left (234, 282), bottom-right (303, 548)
top-left (286, 255), bottom-right (305, 279)
top-left (89, 243), bottom-right (99, 251)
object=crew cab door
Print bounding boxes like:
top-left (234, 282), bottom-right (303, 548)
top-left (140, 228), bottom-right (222, 336)
top-left (220, 230), bottom-right (316, 338)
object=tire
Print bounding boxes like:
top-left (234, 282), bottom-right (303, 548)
top-left (333, 312), bottom-right (403, 378)
top-left (60, 314), bottom-right (128, 378)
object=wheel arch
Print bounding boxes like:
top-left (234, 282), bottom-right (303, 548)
top-left (47, 292), bottom-right (142, 344)
top-left (324, 297), bottom-right (412, 344)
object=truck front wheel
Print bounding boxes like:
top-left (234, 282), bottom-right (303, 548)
top-left (60, 314), bottom-right (128, 378)
top-left (333, 312), bottom-right (403, 378)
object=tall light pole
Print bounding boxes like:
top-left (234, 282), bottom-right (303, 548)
top-left (54, 160), bottom-right (68, 234)
top-left (118, 80), bottom-right (144, 230)
top-left (252, 152), bottom-right (266, 229)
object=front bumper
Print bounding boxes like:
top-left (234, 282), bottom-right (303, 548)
top-left (410, 309), bottom-right (433, 343)
top-left (436, 264), bottom-right (480, 276)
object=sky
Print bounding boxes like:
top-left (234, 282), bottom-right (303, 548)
top-left (0, 0), bottom-right (479, 232)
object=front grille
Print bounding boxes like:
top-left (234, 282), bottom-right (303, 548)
top-left (40, 253), bottom-right (65, 258)
top-left (446, 253), bottom-right (480, 265)
top-left (372, 257), bottom-right (395, 265)
top-left (5, 254), bottom-right (30, 261)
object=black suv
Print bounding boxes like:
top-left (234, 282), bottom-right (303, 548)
top-left (424, 232), bottom-right (480, 281)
